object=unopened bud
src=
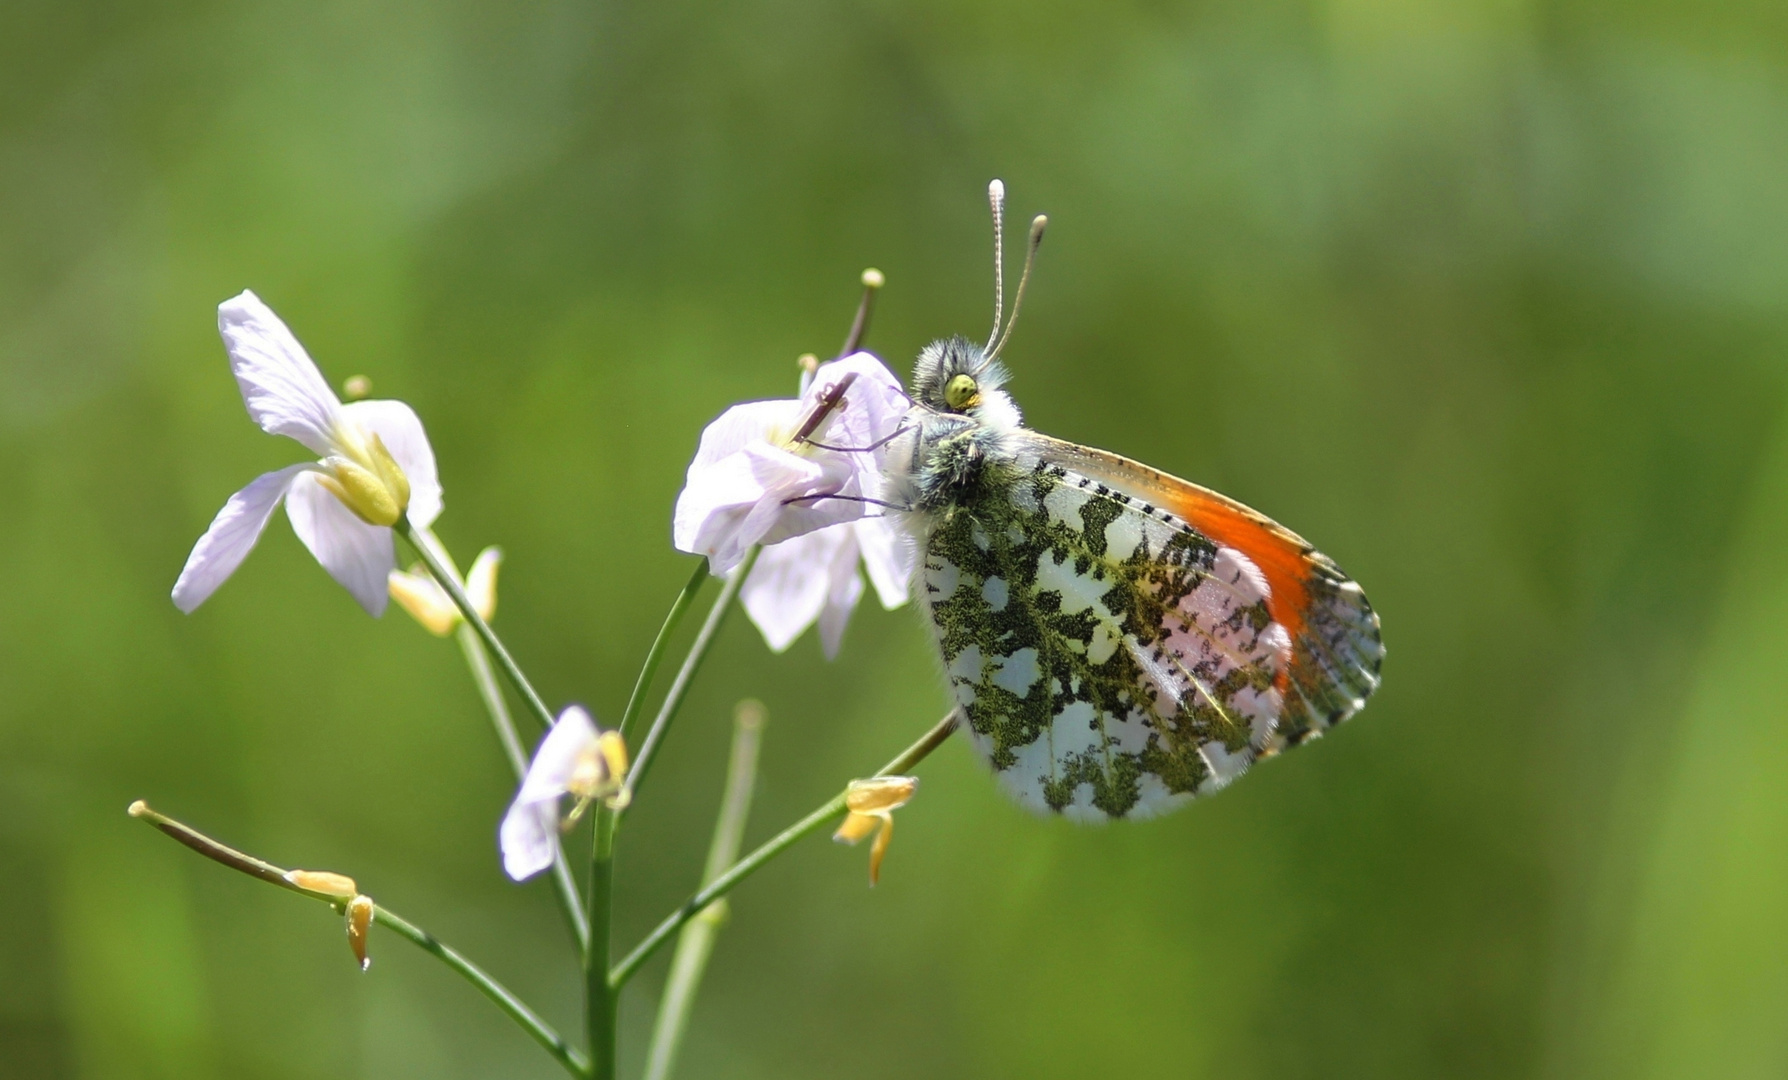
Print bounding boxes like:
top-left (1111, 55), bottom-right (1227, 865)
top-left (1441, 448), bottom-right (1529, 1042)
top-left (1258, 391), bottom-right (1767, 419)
top-left (390, 547), bottom-right (502, 636)
top-left (345, 894), bottom-right (375, 971)
top-left (834, 776), bottom-right (919, 886)
top-left (464, 547), bottom-right (502, 623)
top-left (285, 870), bottom-right (359, 898)
top-left (843, 775), bottom-right (917, 814)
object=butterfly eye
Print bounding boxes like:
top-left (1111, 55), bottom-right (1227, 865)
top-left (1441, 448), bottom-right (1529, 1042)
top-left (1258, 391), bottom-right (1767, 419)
top-left (944, 373), bottom-right (980, 410)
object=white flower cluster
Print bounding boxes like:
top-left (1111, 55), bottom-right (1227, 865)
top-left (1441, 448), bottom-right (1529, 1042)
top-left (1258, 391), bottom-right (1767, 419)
top-left (173, 291), bottom-right (920, 882)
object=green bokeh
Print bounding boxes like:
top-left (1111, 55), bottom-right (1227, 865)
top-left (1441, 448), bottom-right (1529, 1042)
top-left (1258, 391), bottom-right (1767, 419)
top-left (4, 1), bottom-right (1787, 1077)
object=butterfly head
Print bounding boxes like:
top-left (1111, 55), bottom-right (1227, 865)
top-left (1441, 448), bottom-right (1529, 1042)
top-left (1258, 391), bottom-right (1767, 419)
top-left (911, 336), bottom-right (1022, 430)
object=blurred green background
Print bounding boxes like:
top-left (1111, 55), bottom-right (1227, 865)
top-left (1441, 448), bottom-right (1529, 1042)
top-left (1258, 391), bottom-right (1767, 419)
top-left (4, 0), bottom-right (1788, 1077)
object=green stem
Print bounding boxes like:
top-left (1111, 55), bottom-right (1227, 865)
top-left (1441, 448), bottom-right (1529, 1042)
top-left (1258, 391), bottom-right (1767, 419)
top-left (396, 517), bottom-right (556, 733)
top-left (374, 906), bottom-right (590, 1077)
top-left (127, 801), bottom-right (588, 1078)
top-left (622, 546), bottom-right (759, 808)
top-left (642, 701), bottom-right (767, 1080)
top-left (618, 560), bottom-right (709, 744)
top-left (609, 708), bottom-right (958, 989)
top-left (456, 623), bottom-right (589, 953)
top-left (586, 809), bottom-right (618, 1080)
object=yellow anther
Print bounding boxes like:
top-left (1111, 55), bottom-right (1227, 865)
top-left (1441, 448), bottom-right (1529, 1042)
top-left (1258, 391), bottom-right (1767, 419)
top-left (569, 729), bottom-right (632, 812)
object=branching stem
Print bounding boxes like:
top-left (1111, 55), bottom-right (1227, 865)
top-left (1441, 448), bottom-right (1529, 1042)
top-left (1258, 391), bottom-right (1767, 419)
top-left (609, 709), bottom-right (958, 989)
top-left (127, 801), bottom-right (588, 1078)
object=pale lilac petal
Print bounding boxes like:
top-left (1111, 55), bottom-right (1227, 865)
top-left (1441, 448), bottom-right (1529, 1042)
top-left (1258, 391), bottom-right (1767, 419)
top-left (499, 800), bottom-right (560, 881)
top-left (808, 353), bottom-right (909, 453)
top-left (818, 533), bottom-right (867, 659)
top-left (674, 435), bottom-right (831, 576)
top-left (342, 398), bottom-right (442, 527)
top-left (218, 291), bottom-right (343, 457)
top-left (285, 473), bottom-right (395, 615)
top-left (171, 464), bottom-right (312, 613)
top-left (517, 706), bottom-right (599, 803)
top-left (500, 705), bottom-right (600, 881)
top-left (740, 530), bottom-right (843, 652)
top-left (687, 399), bottom-right (800, 472)
top-left (674, 365), bottom-right (906, 576)
top-left (854, 516), bottom-right (914, 609)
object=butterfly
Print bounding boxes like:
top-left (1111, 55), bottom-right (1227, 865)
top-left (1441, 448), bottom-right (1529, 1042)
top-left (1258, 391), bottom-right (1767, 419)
top-left (883, 182), bottom-right (1384, 821)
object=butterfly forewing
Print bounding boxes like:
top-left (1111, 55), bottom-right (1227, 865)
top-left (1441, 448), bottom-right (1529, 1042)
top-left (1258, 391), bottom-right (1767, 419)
top-left (920, 431), bottom-right (1382, 820)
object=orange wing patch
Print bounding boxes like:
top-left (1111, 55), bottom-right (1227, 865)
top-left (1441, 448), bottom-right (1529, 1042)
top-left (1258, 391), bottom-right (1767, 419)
top-left (1023, 434), bottom-right (1384, 748)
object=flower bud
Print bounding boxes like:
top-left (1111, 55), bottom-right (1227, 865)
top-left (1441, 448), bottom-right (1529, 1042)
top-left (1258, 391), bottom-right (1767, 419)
top-left (834, 776), bottom-right (918, 886)
top-left (285, 869), bottom-right (359, 898)
top-left (345, 894), bottom-right (375, 971)
top-left (389, 547), bottom-right (503, 636)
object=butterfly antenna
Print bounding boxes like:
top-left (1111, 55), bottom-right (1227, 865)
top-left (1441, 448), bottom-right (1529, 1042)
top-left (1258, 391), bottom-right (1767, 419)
top-left (986, 179), bottom-right (1006, 352)
top-left (985, 213), bottom-right (1046, 364)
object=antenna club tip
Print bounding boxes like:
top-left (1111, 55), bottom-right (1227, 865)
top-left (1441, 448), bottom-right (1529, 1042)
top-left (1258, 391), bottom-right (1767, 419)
top-left (988, 179), bottom-right (1005, 200)
top-left (1030, 214), bottom-right (1048, 238)
top-left (127, 800), bottom-right (149, 818)
top-left (860, 267), bottom-right (885, 290)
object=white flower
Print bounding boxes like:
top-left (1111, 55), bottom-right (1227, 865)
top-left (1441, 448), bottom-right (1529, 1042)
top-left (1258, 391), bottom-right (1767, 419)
top-left (500, 706), bottom-right (630, 881)
top-left (740, 515), bottom-right (913, 658)
top-left (171, 291), bottom-right (441, 616)
top-left (672, 352), bottom-right (909, 577)
top-left (388, 545), bottom-right (502, 636)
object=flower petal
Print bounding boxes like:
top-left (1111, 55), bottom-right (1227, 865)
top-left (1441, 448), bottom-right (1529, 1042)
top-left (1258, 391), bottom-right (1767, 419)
top-left (739, 529), bottom-right (842, 652)
top-left (854, 516), bottom-right (914, 609)
top-left (171, 464), bottom-right (311, 613)
top-left (218, 291), bottom-right (344, 457)
top-left (342, 399), bottom-right (442, 528)
top-left (499, 705), bottom-right (600, 881)
top-left (673, 431), bottom-right (830, 576)
top-left (286, 473), bottom-right (396, 615)
top-left (817, 538), bottom-right (866, 660)
top-left (499, 799), bottom-right (561, 881)
top-left (686, 399), bottom-right (801, 472)
top-left (517, 706), bottom-right (600, 804)
top-left (807, 353), bottom-right (909, 455)
top-left (465, 546), bottom-right (503, 622)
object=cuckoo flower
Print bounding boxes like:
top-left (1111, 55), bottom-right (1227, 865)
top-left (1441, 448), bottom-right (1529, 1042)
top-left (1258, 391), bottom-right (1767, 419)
top-left (500, 707), bottom-right (630, 881)
top-left (740, 515), bottom-right (913, 658)
top-left (672, 352), bottom-right (908, 577)
top-left (171, 291), bottom-right (441, 616)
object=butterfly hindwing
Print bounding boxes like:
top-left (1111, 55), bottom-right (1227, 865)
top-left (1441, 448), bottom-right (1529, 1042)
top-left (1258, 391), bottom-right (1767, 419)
top-left (919, 431), bottom-right (1382, 820)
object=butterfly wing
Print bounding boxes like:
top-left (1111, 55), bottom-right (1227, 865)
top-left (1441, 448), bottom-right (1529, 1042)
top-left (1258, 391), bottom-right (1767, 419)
top-left (918, 430), bottom-right (1382, 820)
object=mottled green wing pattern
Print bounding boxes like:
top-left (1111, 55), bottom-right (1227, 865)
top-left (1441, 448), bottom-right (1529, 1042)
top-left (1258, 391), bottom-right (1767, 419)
top-left (920, 443), bottom-right (1303, 820)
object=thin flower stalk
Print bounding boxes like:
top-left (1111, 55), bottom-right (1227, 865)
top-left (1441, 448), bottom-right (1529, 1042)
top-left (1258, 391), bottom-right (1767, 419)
top-left (617, 560), bottom-right (711, 744)
top-left (455, 621), bottom-right (589, 952)
top-left (394, 517), bottom-right (555, 733)
top-left (643, 700), bottom-right (767, 1080)
top-left (621, 545), bottom-right (760, 809)
top-left (127, 801), bottom-right (588, 1078)
top-left (610, 708), bottom-right (959, 990)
